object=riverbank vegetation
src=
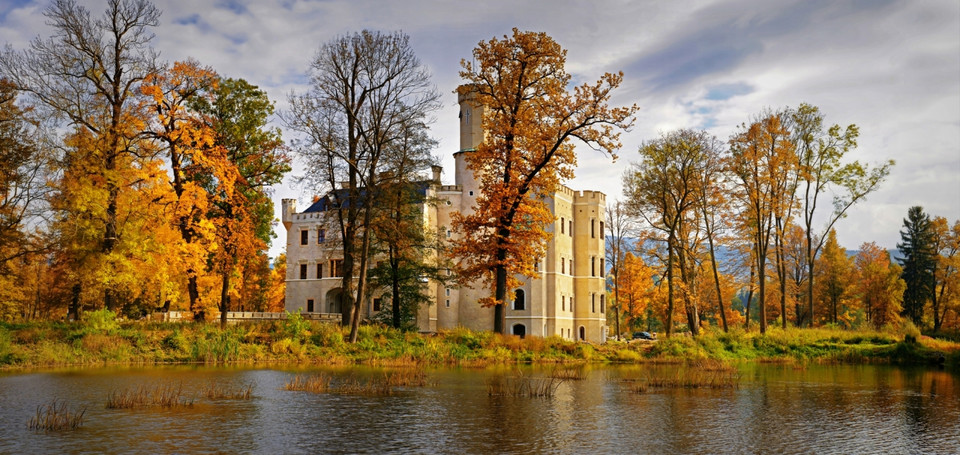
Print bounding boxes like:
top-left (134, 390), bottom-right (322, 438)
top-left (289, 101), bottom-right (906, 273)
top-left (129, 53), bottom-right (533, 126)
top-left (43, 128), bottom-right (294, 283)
top-left (1, 310), bottom-right (957, 371)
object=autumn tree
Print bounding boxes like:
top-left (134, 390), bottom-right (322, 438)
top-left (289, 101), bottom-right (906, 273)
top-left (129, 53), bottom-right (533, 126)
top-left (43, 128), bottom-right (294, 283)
top-left (0, 79), bottom-right (50, 271)
top-left (0, 0), bottom-right (160, 313)
top-left (790, 103), bottom-right (892, 327)
top-left (606, 200), bottom-right (636, 340)
top-left (815, 229), bottom-right (853, 325)
top-left (930, 217), bottom-right (959, 332)
top-left (898, 206), bottom-right (935, 327)
top-left (728, 110), bottom-right (796, 334)
top-left (141, 60), bottom-right (221, 317)
top-left (854, 242), bottom-right (904, 329)
top-left (452, 29), bottom-right (636, 334)
top-left (287, 30), bottom-right (439, 341)
top-left (617, 252), bottom-right (655, 332)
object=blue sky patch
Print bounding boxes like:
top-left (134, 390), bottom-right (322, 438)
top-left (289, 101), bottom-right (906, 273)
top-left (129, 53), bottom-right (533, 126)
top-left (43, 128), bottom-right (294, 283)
top-left (705, 82), bottom-right (753, 101)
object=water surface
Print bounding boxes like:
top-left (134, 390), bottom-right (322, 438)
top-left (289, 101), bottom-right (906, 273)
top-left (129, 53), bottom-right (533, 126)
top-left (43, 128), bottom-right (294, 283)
top-left (1, 364), bottom-right (957, 454)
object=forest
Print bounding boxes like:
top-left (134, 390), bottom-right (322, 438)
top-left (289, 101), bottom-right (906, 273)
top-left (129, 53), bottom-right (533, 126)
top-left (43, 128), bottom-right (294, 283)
top-left (1, 0), bottom-right (957, 343)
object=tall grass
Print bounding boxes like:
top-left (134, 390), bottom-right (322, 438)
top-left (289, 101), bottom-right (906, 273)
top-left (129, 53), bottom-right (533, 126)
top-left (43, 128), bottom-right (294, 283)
top-left (283, 374), bottom-right (332, 393)
top-left (201, 382), bottom-right (253, 400)
top-left (27, 399), bottom-right (85, 432)
top-left (106, 382), bottom-right (193, 409)
top-left (487, 369), bottom-right (565, 398)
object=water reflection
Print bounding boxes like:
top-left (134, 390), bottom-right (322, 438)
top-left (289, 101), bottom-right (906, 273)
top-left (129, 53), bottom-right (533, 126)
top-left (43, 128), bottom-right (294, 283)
top-left (0, 364), bottom-right (957, 454)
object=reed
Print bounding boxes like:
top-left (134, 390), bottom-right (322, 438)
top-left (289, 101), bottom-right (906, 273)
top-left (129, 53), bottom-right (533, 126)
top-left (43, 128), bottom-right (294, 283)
top-left (382, 368), bottom-right (428, 387)
top-left (487, 370), bottom-right (564, 398)
top-left (550, 365), bottom-right (587, 380)
top-left (201, 382), bottom-right (253, 400)
top-left (336, 377), bottom-right (394, 396)
top-left (628, 369), bottom-right (740, 393)
top-left (283, 374), bottom-right (331, 393)
top-left (106, 382), bottom-right (193, 409)
top-left (27, 399), bottom-right (85, 432)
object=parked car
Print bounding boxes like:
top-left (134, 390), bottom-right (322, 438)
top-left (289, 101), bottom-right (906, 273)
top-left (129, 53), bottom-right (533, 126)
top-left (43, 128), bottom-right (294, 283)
top-left (632, 331), bottom-right (656, 341)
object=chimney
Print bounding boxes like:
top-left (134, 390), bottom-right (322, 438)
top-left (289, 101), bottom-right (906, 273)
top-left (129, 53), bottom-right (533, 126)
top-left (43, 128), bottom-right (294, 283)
top-left (281, 199), bottom-right (296, 230)
top-left (431, 165), bottom-right (442, 184)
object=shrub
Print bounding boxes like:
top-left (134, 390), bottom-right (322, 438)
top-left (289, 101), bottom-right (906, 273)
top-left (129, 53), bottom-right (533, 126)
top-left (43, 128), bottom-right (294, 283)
top-left (82, 308), bottom-right (120, 334)
top-left (283, 310), bottom-right (310, 342)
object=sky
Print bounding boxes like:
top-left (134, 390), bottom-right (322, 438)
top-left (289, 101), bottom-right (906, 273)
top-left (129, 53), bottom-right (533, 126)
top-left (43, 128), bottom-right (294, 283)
top-left (2, 0), bottom-right (958, 259)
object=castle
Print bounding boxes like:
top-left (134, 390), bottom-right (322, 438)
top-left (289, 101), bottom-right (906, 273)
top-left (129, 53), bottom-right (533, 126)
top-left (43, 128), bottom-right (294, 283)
top-left (282, 88), bottom-right (608, 342)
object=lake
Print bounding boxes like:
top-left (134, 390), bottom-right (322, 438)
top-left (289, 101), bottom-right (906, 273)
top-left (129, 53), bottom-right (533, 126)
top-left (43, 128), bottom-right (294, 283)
top-left (1, 364), bottom-right (957, 454)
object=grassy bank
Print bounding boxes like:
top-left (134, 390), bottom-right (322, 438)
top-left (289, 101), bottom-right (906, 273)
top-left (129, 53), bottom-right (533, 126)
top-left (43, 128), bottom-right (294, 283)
top-left (1, 310), bottom-right (958, 370)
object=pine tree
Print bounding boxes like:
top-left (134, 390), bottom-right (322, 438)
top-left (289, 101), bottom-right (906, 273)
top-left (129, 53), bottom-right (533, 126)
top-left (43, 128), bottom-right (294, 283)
top-left (898, 206), bottom-right (935, 326)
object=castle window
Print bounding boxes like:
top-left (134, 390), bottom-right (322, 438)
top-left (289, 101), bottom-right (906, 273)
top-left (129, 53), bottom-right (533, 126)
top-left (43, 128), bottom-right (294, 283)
top-left (601, 259), bottom-right (605, 276)
top-left (307, 299), bottom-right (314, 312)
top-left (318, 228), bottom-right (326, 243)
top-left (373, 298), bottom-right (382, 312)
top-left (317, 264), bottom-right (323, 279)
top-left (570, 297), bottom-right (574, 313)
top-left (469, 191), bottom-right (474, 196)
top-left (600, 221), bottom-right (604, 238)
top-left (600, 294), bottom-right (605, 313)
top-left (513, 289), bottom-right (525, 311)
top-left (445, 299), bottom-right (450, 308)
top-left (561, 258), bottom-right (565, 274)
top-left (446, 288), bottom-right (450, 296)
top-left (299, 264), bottom-right (307, 280)
top-left (300, 229), bottom-right (309, 245)
top-left (561, 217), bottom-right (565, 234)
top-left (591, 256), bottom-right (596, 277)
top-left (562, 295), bottom-right (566, 311)
top-left (592, 293), bottom-right (596, 313)
top-left (591, 219), bottom-right (596, 238)
top-left (331, 259), bottom-right (344, 277)
top-left (579, 326), bottom-right (585, 341)
top-left (569, 220), bottom-right (573, 236)
top-left (512, 324), bottom-right (526, 339)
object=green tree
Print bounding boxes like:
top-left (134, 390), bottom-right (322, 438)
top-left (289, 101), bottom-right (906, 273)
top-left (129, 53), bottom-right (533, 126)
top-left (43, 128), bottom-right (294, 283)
top-left (898, 206), bottom-right (935, 327)
top-left (194, 77), bottom-right (290, 327)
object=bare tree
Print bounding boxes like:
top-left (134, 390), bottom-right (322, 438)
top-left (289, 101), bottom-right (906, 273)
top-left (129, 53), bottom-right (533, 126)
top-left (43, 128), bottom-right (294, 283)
top-left (605, 200), bottom-right (636, 340)
top-left (0, 0), bottom-right (159, 313)
top-left (286, 30), bottom-right (440, 342)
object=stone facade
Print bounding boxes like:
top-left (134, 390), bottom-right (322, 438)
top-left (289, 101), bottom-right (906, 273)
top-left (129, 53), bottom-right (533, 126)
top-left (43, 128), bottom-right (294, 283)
top-left (283, 87), bottom-right (608, 342)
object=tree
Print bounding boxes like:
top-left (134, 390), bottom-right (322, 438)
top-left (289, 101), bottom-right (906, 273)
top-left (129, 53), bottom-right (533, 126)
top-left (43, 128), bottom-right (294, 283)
top-left (816, 229), bottom-right (853, 325)
top-left (452, 29), bottom-right (637, 333)
top-left (898, 206), bottom-right (935, 327)
top-left (0, 79), bottom-right (50, 270)
top-left (930, 217), bottom-right (959, 331)
top-left (854, 242), bottom-right (904, 329)
top-left (690, 132), bottom-right (731, 332)
top-left (141, 60), bottom-right (221, 317)
top-left (194, 77), bottom-right (290, 327)
top-left (728, 110), bottom-right (796, 334)
top-left (624, 129), bottom-right (713, 337)
top-left (606, 200), bottom-right (636, 340)
top-left (617, 252), bottom-right (654, 332)
top-left (287, 30), bottom-right (439, 342)
top-left (0, 0), bottom-right (160, 312)
top-left (367, 121), bottom-right (446, 330)
top-left (790, 103), bottom-right (892, 327)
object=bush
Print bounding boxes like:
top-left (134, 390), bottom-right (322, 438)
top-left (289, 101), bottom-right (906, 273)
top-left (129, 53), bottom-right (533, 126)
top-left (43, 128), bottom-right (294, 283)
top-left (283, 311), bottom-right (310, 342)
top-left (82, 309), bottom-right (120, 334)
top-left (902, 321), bottom-right (921, 344)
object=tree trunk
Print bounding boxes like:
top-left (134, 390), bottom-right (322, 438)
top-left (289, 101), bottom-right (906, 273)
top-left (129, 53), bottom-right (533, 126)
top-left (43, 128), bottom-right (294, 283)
top-left (614, 268), bottom-right (622, 341)
top-left (665, 234), bottom-right (675, 338)
top-left (390, 249), bottom-right (401, 329)
top-left (706, 228), bottom-right (728, 332)
top-left (220, 268), bottom-right (231, 329)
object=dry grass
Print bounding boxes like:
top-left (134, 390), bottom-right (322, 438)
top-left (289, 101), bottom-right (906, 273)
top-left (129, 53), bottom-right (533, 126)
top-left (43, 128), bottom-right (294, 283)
top-left (628, 369), bottom-right (740, 393)
top-left (550, 365), bottom-right (587, 380)
top-left (27, 399), bottom-right (85, 432)
top-left (487, 370), bottom-right (565, 398)
top-left (687, 358), bottom-right (737, 372)
top-left (382, 368), bottom-right (428, 387)
top-left (283, 374), bottom-right (331, 393)
top-left (106, 382), bottom-right (193, 409)
top-left (201, 382), bottom-right (253, 400)
top-left (336, 377), bottom-right (394, 396)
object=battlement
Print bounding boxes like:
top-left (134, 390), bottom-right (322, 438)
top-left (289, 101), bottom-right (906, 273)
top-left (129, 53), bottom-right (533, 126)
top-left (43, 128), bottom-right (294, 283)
top-left (439, 185), bottom-right (463, 192)
top-left (574, 190), bottom-right (606, 202)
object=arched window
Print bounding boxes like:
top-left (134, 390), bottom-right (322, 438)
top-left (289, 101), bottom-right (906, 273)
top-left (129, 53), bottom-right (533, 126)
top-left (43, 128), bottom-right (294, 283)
top-left (512, 324), bottom-right (526, 339)
top-left (579, 326), bottom-right (586, 341)
top-left (513, 289), bottom-right (525, 310)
